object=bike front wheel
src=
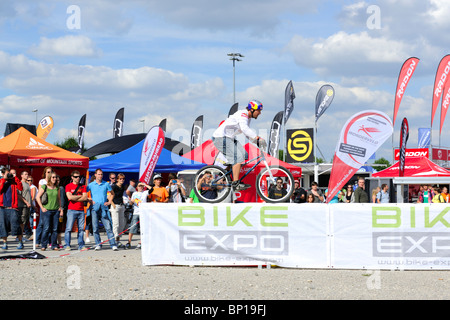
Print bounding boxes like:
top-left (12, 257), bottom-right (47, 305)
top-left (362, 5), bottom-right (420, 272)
top-left (193, 165), bottom-right (232, 203)
top-left (256, 166), bottom-right (294, 203)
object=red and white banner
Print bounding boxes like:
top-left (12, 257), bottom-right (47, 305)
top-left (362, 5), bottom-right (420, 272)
top-left (431, 54), bottom-right (450, 127)
top-left (393, 57), bottom-right (419, 126)
top-left (326, 110), bottom-right (393, 203)
top-left (139, 126), bottom-right (165, 184)
top-left (440, 82), bottom-right (450, 134)
top-left (394, 148), bottom-right (429, 160)
top-left (432, 148), bottom-right (449, 161)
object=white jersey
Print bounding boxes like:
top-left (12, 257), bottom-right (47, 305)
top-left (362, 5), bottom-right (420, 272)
top-left (213, 110), bottom-right (257, 140)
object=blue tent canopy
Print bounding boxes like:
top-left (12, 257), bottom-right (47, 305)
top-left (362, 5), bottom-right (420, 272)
top-left (89, 140), bottom-right (205, 173)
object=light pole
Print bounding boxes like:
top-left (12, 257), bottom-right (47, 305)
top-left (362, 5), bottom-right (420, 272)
top-left (139, 119), bottom-right (145, 133)
top-left (32, 109), bottom-right (38, 128)
top-left (227, 53), bottom-right (244, 104)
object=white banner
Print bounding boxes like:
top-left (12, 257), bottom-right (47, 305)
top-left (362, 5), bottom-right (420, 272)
top-left (140, 203), bottom-right (450, 270)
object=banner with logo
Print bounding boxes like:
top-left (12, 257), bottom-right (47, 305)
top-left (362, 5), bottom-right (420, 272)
top-left (285, 128), bottom-right (314, 163)
top-left (399, 117), bottom-right (409, 177)
top-left (36, 116), bottom-right (54, 140)
top-left (190, 115), bottom-right (203, 150)
top-left (139, 126), bottom-right (165, 184)
top-left (159, 118), bottom-right (167, 132)
top-left (140, 203), bottom-right (450, 270)
top-left (394, 148), bottom-right (429, 161)
top-left (440, 82), bottom-right (450, 135)
top-left (431, 54), bottom-right (450, 127)
top-left (141, 203), bottom-right (329, 268)
top-left (113, 107), bottom-right (124, 138)
top-left (315, 84), bottom-right (335, 122)
top-left (393, 57), bottom-right (419, 126)
top-left (418, 128), bottom-right (431, 148)
top-left (283, 80), bottom-right (295, 124)
top-left (267, 111), bottom-right (283, 157)
top-left (327, 110), bottom-right (393, 203)
top-left (77, 114), bottom-right (86, 154)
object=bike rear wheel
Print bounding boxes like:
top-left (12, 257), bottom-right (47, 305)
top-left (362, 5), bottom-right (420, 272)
top-left (193, 165), bottom-right (232, 203)
top-left (256, 165), bottom-right (294, 203)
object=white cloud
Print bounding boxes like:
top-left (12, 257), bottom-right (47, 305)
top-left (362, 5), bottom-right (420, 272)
top-left (286, 31), bottom-right (414, 78)
top-left (29, 35), bottom-right (102, 58)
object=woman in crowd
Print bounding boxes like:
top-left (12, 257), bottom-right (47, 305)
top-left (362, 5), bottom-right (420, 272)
top-left (371, 187), bottom-right (380, 203)
top-left (36, 172), bottom-right (62, 251)
top-left (344, 184), bottom-right (353, 203)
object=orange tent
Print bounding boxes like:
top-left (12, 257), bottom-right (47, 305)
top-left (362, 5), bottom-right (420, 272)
top-left (0, 127), bottom-right (89, 169)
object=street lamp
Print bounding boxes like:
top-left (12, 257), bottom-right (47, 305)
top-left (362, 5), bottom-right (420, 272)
top-left (139, 119), bottom-right (145, 133)
top-left (32, 109), bottom-right (38, 128)
top-left (227, 53), bottom-right (244, 104)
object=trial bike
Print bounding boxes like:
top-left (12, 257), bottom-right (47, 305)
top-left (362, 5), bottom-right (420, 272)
top-left (192, 145), bottom-right (294, 203)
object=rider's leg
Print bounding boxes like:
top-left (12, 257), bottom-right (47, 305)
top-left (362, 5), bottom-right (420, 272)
top-left (232, 163), bottom-right (241, 182)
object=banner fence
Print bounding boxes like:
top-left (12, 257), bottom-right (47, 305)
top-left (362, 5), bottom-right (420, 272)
top-left (141, 203), bottom-right (450, 270)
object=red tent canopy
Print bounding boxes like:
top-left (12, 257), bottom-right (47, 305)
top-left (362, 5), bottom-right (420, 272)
top-left (372, 156), bottom-right (450, 177)
top-left (182, 139), bottom-right (302, 202)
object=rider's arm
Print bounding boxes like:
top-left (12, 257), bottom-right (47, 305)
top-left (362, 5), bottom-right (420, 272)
top-left (237, 113), bottom-right (257, 140)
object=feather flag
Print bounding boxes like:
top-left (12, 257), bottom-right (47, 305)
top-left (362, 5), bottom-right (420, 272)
top-left (113, 107), bottom-right (124, 138)
top-left (326, 110), bottom-right (393, 203)
top-left (439, 82), bottom-right (450, 135)
top-left (399, 117), bottom-right (409, 177)
top-left (393, 57), bottom-right (419, 126)
top-left (431, 54), bottom-right (450, 127)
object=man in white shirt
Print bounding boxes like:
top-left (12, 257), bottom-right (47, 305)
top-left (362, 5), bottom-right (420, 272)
top-left (212, 100), bottom-right (266, 191)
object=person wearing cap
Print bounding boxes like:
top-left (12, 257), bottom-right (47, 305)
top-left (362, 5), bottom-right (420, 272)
top-left (148, 174), bottom-right (169, 203)
top-left (126, 182), bottom-right (151, 249)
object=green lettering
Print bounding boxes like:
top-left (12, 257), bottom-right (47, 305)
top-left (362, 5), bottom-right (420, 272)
top-left (261, 206), bottom-right (288, 227)
top-left (178, 206), bottom-right (205, 226)
top-left (227, 206), bottom-right (252, 227)
top-left (425, 207), bottom-right (450, 228)
top-left (372, 206), bottom-right (401, 228)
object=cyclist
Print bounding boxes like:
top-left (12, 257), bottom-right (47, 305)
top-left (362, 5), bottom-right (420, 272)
top-left (212, 100), bottom-right (267, 191)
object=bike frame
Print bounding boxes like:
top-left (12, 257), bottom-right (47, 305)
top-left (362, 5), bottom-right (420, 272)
top-left (211, 148), bottom-right (276, 187)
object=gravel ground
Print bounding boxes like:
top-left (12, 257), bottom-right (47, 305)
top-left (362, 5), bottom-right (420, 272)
top-left (0, 232), bottom-right (449, 301)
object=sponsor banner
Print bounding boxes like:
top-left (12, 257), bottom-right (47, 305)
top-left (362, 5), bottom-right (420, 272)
top-left (327, 110), bottom-right (393, 203)
top-left (140, 203), bottom-right (450, 270)
top-left (36, 116), bottom-right (54, 140)
top-left (77, 114), bottom-right (86, 154)
top-left (431, 54), bottom-right (450, 127)
top-left (113, 107), bottom-right (124, 138)
top-left (399, 117), bottom-right (409, 177)
top-left (315, 84), bottom-right (335, 122)
top-left (393, 57), bottom-right (419, 126)
top-left (12, 157), bottom-right (86, 167)
top-left (139, 126), bottom-right (165, 184)
top-left (331, 204), bottom-right (450, 270)
top-left (394, 148), bottom-right (429, 161)
top-left (228, 103), bottom-right (238, 118)
top-left (285, 128), bottom-right (314, 163)
top-left (418, 128), bottom-right (431, 148)
top-left (283, 80), bottom-right (295, 124)
top-left (267, 111), bottom-right (283, 157)
top-left (432, 148), bottom-right (448, 161)
top-left (440, 83), bottom-right (450, 134)
top-left (190, 115), bottom-right (203, 150)
top-left (141, 203), bottom-right (329, 268)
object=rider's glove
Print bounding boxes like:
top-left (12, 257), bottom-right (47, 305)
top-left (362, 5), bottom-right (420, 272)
top-left (255, 137), bottom-right (267, 150)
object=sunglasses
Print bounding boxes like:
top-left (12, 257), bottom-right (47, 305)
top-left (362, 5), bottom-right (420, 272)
top-left (72, 175), bottom-right (80, 178)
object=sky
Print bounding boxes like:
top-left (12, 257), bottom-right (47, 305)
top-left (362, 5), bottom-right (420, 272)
top-left (1, 0), bottom-right (449, 163)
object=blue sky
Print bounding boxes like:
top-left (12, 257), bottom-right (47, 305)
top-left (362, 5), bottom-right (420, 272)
top-left (1, 0), bottom-right (449, 163)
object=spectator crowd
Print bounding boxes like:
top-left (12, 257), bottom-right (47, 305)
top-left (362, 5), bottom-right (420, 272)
top-left (0, 166), bottom-right (448, 253)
